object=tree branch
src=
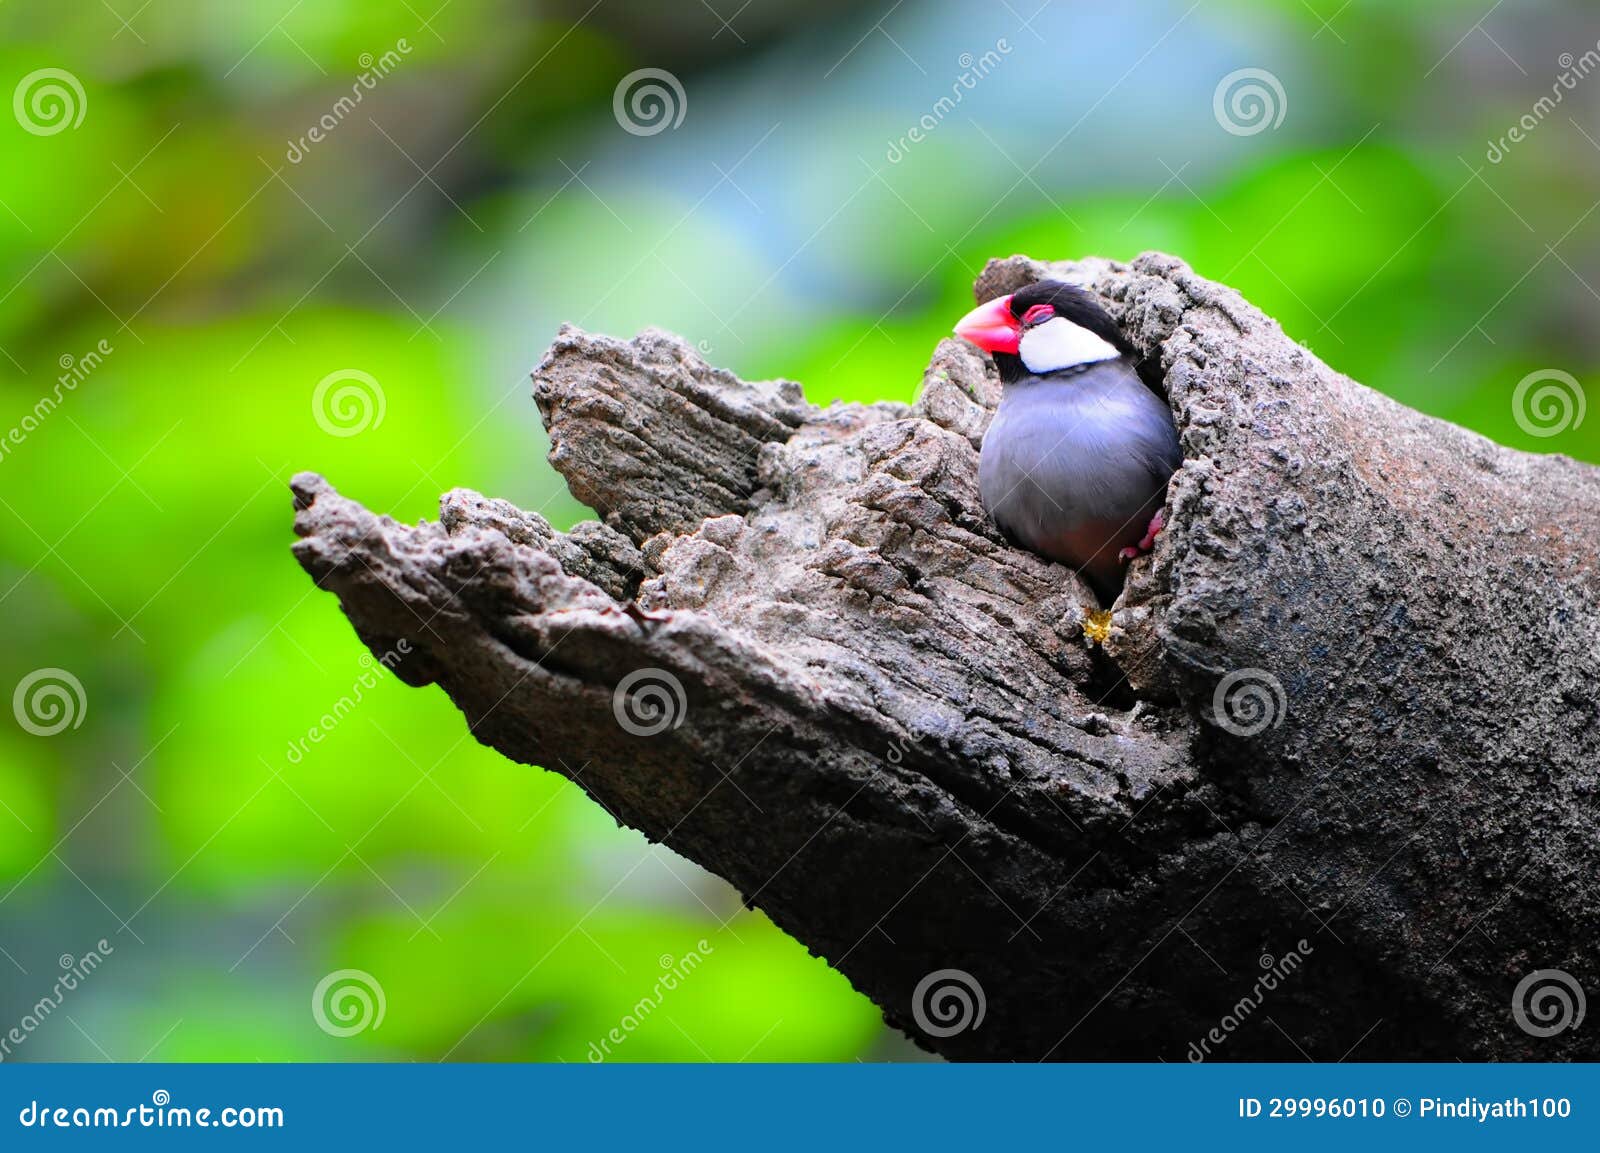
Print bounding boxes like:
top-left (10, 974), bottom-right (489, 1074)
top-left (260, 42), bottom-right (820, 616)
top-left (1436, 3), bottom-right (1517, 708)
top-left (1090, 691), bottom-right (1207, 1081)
top-left (290, 252), bottom-right (1600, 1061)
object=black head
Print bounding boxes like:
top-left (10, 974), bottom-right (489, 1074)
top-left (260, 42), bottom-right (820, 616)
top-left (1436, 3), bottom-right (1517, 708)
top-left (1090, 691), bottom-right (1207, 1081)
top-left (956, 280), bottom-right (1136, 384)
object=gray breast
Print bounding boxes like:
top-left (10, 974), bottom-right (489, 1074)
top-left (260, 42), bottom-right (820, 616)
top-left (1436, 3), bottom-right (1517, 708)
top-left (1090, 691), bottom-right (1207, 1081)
top-left (978, 359), bottom-right (1180, 577)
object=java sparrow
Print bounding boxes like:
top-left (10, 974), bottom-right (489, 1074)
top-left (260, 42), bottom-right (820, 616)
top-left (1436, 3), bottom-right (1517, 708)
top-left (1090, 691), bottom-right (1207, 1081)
top-left (954, 280), bottom-right (1180, 602)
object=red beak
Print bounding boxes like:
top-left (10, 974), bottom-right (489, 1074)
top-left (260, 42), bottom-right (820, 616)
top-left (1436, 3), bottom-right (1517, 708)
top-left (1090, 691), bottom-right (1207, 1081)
top-left (954, 293), bottom-right (1019, 354)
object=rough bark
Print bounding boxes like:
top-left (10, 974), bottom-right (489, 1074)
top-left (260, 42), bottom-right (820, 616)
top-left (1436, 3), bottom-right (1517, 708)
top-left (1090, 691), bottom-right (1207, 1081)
top-left (289, 252), bottom-right (1600, 1061)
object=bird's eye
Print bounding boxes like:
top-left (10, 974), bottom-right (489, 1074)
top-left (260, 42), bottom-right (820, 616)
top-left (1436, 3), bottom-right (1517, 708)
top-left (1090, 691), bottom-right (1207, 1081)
top-left (1020, 304), bottom-right (1054, 327)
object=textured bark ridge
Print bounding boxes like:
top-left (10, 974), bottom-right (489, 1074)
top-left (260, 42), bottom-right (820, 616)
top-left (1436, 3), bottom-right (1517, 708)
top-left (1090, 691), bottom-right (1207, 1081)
top-left (290, 253), bottom-right (1600, 1061)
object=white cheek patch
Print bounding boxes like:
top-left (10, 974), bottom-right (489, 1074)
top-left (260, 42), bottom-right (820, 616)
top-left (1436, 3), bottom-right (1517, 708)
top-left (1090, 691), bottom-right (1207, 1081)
top-left (1019, 317), bottom-right (1121, 374)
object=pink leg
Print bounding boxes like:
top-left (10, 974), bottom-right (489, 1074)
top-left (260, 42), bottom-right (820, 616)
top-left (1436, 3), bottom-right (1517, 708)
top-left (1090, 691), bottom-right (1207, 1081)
top-left (1118, 510), bottom-right (1165, 562)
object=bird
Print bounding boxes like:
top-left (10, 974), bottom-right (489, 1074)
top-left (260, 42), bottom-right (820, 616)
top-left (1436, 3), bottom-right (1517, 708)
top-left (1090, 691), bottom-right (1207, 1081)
top-left (953, 280), bottom-right (1180, 602)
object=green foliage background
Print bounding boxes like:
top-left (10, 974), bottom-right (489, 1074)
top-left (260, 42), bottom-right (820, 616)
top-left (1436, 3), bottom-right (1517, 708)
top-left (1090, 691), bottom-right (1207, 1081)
top-left (0, 0), bottom-right (1594, 1061)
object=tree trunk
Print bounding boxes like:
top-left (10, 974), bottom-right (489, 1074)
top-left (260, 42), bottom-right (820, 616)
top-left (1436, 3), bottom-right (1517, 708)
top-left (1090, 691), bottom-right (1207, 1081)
top-left (289, 252), bottom-right (1600, 1061)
